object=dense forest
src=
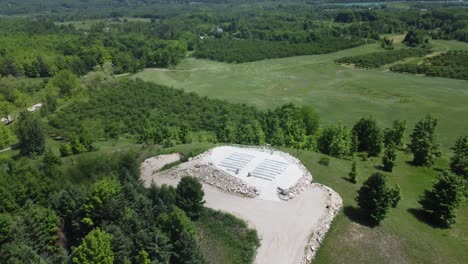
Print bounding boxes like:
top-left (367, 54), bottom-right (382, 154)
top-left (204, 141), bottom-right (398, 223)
top-left (390, 51), bottom-right (468, 80)
top-left (0, 18), bottom-right (187, 77)
top-left (0, 1), bottom-right (468, 263)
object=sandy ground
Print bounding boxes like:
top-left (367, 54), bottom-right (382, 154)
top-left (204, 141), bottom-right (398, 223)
top-left (141, 154), bottom-right (331, 264)
top-left (140, 153), bottom-right (181, 176)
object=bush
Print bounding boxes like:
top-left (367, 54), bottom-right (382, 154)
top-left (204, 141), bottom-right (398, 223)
top-left (59, 143), bottom-right (73, 157)
top-left (318, 157), bottom-right (330, 166)
top-left (162, 139), bottom-right (175, 148)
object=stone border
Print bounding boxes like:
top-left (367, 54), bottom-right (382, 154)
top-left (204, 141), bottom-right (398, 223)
top-left (301, 183), bottom-right (343, 263)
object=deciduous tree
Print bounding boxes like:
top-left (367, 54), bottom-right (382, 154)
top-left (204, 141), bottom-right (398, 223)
top-left (16, 111), bottom-right (45, 156)
top-left (71, 228), bottom-right (114, 264)
top-left (409, 115), bottom-right (441, 166)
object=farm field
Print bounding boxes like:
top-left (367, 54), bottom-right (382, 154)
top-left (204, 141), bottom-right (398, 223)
top-left (131, 40), bottom-right (468, 152)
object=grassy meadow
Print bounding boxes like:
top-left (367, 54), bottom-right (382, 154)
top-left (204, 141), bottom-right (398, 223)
top-left (130, 40), bottom-right (468, 153)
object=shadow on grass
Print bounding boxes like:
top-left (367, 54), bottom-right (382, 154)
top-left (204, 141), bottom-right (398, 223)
top-left (343, 206), bottom-right (377, 228)
top-left (407, 208), bottom-right (443, 228)
top-left (341, 176), bottom-right (353, 183)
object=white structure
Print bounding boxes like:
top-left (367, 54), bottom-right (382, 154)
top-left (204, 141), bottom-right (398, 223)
top-left (205, 146), bottom-right (304, 201)
top-left (27, 103), bottom-right (43, 112)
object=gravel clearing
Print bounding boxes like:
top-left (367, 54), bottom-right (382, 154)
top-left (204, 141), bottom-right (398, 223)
top-left (140, 147), bottom-right (342, 264)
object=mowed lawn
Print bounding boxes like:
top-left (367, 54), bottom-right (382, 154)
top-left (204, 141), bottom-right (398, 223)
top-left (131, 40), bottom-right (468, 152)
top-left (290, 149), bottom-right (468, 264)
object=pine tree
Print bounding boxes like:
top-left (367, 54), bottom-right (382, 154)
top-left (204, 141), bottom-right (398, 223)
top-left (176, 176), bottom-right (205, 220)
top-left (419, 172), bottom-right (465, 228)
top-left (352, 116), bottom-right (383, 156)
top-left (450, 136), bottom-right (468, 179)
top-left (356, 172), bottom-right (401, 225)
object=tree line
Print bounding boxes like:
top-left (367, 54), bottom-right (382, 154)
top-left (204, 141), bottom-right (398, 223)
top-left (193, 38), bottom-right (368, 63)
top-left (390, 51), bottom-right (468, 80)
top-left (336, 48), bottom-right (431, 69)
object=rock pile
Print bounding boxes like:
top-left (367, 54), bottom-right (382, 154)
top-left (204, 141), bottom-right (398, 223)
top-left (301, 184), bottom-right (343, 264)
top-left (159, 162), bottom-right (259, 198)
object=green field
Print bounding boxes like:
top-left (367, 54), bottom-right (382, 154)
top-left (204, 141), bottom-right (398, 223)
top-left (294, 149), bottom-right (467, 264)
top-left (130, 40), bottom-right (468, 153)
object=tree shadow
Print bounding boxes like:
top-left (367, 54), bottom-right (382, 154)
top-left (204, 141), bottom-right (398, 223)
top-left (343, 206), bottom-right (377, 228)
top-left (341, 176), bottom-right (354, 183)
top-left (373, 164), bottom-right (384, 171)
top-left (407, 208), bottom-right (442, 229)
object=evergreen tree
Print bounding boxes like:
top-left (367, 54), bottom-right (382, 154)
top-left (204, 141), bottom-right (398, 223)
top-left (382, 144), bottom-right (397, 172)
top-left (174, 231), bottom-right (207, 264)
top-left (349, 159), bottom-right (358, 184)
top-left (419, 172), bottom-right (465, 228)
top-left (352, 116), bottom-right (383, 156)
top-left (16, 111), bottom-right (45, 156)
top-left (356, 172), bottom-right (401, 225)
top-left (71, 228), bottom-right (114, 264)
top-left (176, 176), bottom-right (205, 220)
top-left (450, 136), bottom-right (468, 179)
top-left (409, 115), bottom-right (441, 166)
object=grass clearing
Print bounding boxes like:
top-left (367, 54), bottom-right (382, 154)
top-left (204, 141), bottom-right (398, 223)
top-left (196, 208), bottom-right (260, 264)
top-left (130, 40), bottom-right (468, 152)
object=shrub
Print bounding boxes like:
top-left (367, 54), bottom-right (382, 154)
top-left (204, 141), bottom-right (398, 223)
top-left (59, 143), bottom-right (73, 157)
top-left (319, 157), bottom-right (330, 166)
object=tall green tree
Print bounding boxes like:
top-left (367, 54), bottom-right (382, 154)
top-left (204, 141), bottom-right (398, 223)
top-left (16, 111), bottom-right (45, 156)
top-left (300, 106), bottom-right (320, 135)
top-left (382, 144), bottom-right (397, 172)
top-left (174, 231), bottom-right (207, 264)
top-left (176, 176), bottom-right (205, 220)
top-left (384, 120), bottom-right (406, 148)
top-left (71, 228), bottom-right (114, 264)
top-left (419, 172), bottom-right (465, 228)
top-left (356, 172), bottom-right (401, 225)
top-left (450, 136), bottom-right (468, 179)
top-left (349, 159), bottom-right (358, 184)
top-left (409, 115), bottom-right (441, 166)
top-left (317, 123), bottom-right (351, 158)
top-left (48, 70), bottom-right (80, 96)
top-left (352, 116), bottom-right (383, 156)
